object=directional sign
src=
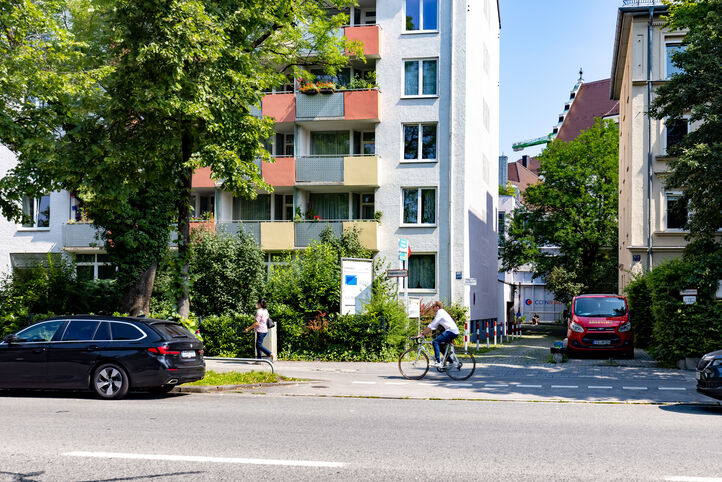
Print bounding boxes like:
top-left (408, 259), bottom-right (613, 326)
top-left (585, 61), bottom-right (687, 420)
top-left (398, 239), bottom-right (408, 251)
top-left (680, 289), bottom-right (698, 296)
top-left (387, 269), bottom-right (408, 278)
top-left (464, 278), bottom-right (477, 286)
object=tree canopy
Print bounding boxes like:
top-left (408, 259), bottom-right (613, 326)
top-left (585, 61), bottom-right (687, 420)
top-left (500, 119), bottom-right (619, 302)
top-left (650, 0), bottom-right (722, 250)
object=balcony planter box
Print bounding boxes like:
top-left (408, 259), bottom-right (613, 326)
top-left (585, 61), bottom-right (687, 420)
top-left (319, 88), bottom-right (335, 94)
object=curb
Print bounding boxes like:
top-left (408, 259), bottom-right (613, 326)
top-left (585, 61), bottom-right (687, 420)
top-left (174, 381), bottom-right (306, 393)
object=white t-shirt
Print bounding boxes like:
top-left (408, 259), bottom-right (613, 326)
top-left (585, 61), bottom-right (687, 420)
top-left (428, 309), bottom-right (459, 335)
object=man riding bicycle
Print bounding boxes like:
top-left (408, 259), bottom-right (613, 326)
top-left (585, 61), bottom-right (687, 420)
top-left (420, 301), bottom-right (459, 368)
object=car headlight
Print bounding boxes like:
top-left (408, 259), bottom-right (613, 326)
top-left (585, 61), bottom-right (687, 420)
top-left (570, 321), bottom-right (584, 333)
top-left (618, 321), bottom-right (631, 333)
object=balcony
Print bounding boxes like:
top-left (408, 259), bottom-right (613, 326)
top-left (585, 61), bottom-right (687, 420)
top-left (216, 221), bottom-right (294, 251)
top-left (62, 223), bottom-right (103, 248)
top-left (191, 167), bottom-right (215, 189)
top-left (262, 157), bottom-right (295, 187)
top-left (295, 155), bottom-right (378, 187)
top-left (344, 25), bottom-right (381, 58)
top-left (261, 93), bottom-right (296, 123)
top-left (295, 89), bottom-right (379, 122)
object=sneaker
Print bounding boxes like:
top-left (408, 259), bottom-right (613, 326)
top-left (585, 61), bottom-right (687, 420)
top-left (431, 361), bottom-right (443, 368)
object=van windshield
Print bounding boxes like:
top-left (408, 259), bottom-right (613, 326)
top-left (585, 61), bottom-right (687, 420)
top-left (574, 297), bottom-right (627, 317)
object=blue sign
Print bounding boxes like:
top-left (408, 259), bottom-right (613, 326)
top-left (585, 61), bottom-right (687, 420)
top-left (399, 239), bottom-right (408, 251)
top-left (456, 272), bottom-right (462, 280)
top-left (345, 275), bottom-right (358, 286)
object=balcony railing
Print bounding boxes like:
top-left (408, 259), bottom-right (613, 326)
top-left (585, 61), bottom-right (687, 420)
top-left (622, 0), bottom-right (664, 6)
top-left (344, 25), bottom-right (381, 58)
top-left (294, 221), bottom-right (343, 247)
top-left (216, 221), bottom-right (261, 243)
top-left (296, 89), bottom-right (379, 121)
top-left (296, 155), bottom-right (379, 186)
top-left (63, 223), bottom-right (103, 247)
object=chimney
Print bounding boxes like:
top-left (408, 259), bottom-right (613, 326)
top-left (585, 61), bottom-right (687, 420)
top-left (521, 155), bottom-right (528, 168)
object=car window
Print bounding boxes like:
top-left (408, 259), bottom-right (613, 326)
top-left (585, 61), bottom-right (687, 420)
top-left (93, 322), bottom-right (111, 341)
top-left (152, 323), bottom-right (194, 339)
top-left (61, 321), bottom-right (100, 341)
top-left (574, 298), bottom-right (627, 317)
top-left (15, 320), bottom-right (65, 342)
top-left (110, 322), bottom-right (144, 341)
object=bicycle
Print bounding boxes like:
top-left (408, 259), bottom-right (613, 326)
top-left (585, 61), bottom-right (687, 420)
top-left (398, 336), bottom-right (476, 381)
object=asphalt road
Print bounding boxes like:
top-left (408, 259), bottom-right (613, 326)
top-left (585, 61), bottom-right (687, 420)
top-left (0, 391), bottom-right (720, 481)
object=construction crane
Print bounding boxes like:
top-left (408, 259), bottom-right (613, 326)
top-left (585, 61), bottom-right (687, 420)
top-left (512, 133), bottom-right (554, 152)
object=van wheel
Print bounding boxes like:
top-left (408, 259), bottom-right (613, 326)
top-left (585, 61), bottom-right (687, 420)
top-left (92, 363), bottom-right (129, 400)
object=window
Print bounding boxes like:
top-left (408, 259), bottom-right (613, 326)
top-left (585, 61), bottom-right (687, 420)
top-left (14, 320), bottom-right (64, 343)
top-left (233, 194), bottom-right (271, 220)
top-left (309, 193), bottom-right (348, 220)
top-left (403, 188), bottom-right (436, 225)
top-left (405, 0), bottom-right (438, 31)
top-left (353, 131), bottom-right (375, 155)
top-left (190, 193), bottom-right (214, 219)
top-left (666, 193), bottom-right (688, 230)
top-left (498, 212), bottom-right (506, 243)
top-left (75, 254), bottom-right (115, 281)
top-left (310, 131), bottom-right (350, 156)
top-left (403, 124), bottom-right (437, 161)
top-left (274, 194), bottom-right (294, 221)
top-left (404, 59), bottom-right (438, 96)
top-left (353, 193), bottom-right (375, 220)
top-left (408, 254), bottom-right (435, 290)
top-left (665, 41), bottom-right (685, 79)
top-left (110, 322), bottom-right (145, 341)
top-left (665, 118), bottom-right (688, 154)
top-left (21, 195), bottom-right (50, 228)
top-left (275, 133), bottom-right (294, 156)
top-left (93, 322), bottom-right (111, 341)
top-left (61, 321), bottom-right (100, 341)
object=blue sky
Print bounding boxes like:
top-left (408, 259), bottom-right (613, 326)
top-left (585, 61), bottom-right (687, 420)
top-left (499, 0), bottom-right (621, 160)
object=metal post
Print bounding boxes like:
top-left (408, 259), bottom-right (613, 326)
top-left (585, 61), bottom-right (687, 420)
top-left (494, 320), bottom-right (497, 346)
top-left (486, 320), bottom-right (490, 349)
top-left (476, 321), bottom-right (480, 350)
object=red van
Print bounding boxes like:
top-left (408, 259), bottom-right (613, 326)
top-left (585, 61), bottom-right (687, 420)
top-left (567, 294), bottom-right (634, 358)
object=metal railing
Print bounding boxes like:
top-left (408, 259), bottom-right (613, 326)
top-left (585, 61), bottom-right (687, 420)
top-left (622, 0), bottom-right (664, 6)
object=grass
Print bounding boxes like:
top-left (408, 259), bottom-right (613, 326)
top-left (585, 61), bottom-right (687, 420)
top-left (186, 370), bottom-right (297, 386)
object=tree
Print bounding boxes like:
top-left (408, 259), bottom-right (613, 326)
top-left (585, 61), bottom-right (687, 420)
top-left (500, 119), bottom-right (619, 303)
top-left (650, 0), bottom-right (722, 250)
top-left (1, 0), bottom-right (362, 317)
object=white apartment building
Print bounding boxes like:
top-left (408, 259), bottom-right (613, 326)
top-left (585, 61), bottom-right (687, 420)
top-left (1, 0), bottom-right (501, 321)
top-left (610, 0), bottom-right (690, 291)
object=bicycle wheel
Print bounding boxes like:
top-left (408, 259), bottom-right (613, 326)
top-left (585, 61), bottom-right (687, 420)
top-left (398, 348), bottom-right (429, 380)
top-left (445, 351), bottom-right (476, 381)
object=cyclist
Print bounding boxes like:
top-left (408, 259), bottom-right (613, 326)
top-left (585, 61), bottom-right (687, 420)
top-left (420, 301), bottom-right (459, 368)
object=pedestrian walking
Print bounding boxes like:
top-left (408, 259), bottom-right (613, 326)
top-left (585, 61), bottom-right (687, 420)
top-left (245, 299), bottom-right (273, 360)
top-left (532, 312), bottom-right (540, 326)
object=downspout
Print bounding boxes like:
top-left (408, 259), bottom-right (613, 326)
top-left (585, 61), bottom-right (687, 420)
top-left (646, 6), bottom-right (654, 272)
top-left (447, 0), bottom-right (456, 301)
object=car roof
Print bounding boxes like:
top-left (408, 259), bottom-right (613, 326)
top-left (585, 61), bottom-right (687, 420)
top-left (574, 294), bottom-right (625, 299)
top-left (41, 315), bottom-right (178, 325)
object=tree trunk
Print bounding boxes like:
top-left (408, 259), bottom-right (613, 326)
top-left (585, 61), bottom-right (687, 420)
top-left (176, 132), bottom-right (193, 318)
top-left (120, 261), bottom-right (158, 316)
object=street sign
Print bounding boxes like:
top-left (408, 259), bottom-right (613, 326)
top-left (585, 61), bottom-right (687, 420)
top-left (464, 278), bottom-right (477, 286)
top-left (680, 289), bottom-right (697, 296)
top-left (682, 295), bottom-right (696, 305)
top-left (398, 239), bottom-right (408, 251)
top-left (399, 251), bottom-right (408, 261)
top-left (387, 269), bottom-right (408, 278)
top-left (406, 297), bottom-right (421, 318)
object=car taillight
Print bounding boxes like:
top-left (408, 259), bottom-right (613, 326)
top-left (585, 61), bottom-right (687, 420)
top-left (199, 349), bottom-right (204, 356)
top-left (147, 345), bottom-right (181, 355)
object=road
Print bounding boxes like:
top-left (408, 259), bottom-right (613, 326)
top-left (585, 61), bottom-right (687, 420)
top-left (0, 392), bottom-right (720, 481)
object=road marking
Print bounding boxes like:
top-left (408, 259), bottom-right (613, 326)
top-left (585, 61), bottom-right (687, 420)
top-left (665, 477), bottom-right (722, 482)
top-left (352, 381), bottom-right (376, 385)
top-left (64, 451), bottom-right (344, 468)
top-left (419, 382), bottom-right (435, 386)
top-left (484, 384), bottom-right (509, 387)
top-left (447, 383), bottom-right (473, 387)
top-left (622, 386), bottom-right (648, 390)
top-left (551, 385), bottom-right (578, 389)
top-left (588, 385), bottom-right (613, 389)
top-left (658, 387), bottom-right (686, 391)
top-left (517, 384), bottom-right (542, 388)
top-left (384, 382), bottom-right (406, 385)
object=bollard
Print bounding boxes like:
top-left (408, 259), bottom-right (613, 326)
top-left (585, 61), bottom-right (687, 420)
top-left (505, 319), bottom-right (509, 343)
top-left (476, 321), bottom-right (480, 350)
top-left (494, 320), bottom-right (497, 346)
top-left (486, 321), bottom-right (490, 349)
top-left (464, 321), bottom-right (469, 351)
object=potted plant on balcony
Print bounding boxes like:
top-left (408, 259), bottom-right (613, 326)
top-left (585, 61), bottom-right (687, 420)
top-left (298, 81), bottom-right (319, 95)
top-left (317, 81), bottom-right (336, 94)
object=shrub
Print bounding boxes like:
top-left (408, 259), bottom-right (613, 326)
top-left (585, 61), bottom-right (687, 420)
top-left (197, 313), bottom-right (255, 358)
top-left (625, 274), bottom-right (654, 348)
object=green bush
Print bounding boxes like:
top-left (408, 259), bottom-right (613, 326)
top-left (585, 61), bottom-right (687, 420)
top-left (197, 313), bottom-right (255, 358)
top-left (625, 274), bottom-right (654, 348)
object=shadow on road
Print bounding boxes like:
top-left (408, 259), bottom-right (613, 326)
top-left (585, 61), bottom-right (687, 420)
top-left (659, 403), bottom-right (722, 416)
top-left (0, 389), bottom-right (190, 401)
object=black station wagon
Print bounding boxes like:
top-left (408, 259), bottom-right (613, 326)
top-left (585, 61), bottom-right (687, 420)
top-left (0, 315), bottom-right (205, 399)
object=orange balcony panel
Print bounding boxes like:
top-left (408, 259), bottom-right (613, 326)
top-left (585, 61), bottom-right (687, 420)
top-left (344, 25), bottom-right (380, 58)
top-left (262, 157), bottom-right (295, 187)
top-left (192, 167), bottom-right (215, 188)
top-left (343, 90), bottom-right (379, 121)
top-left (262, 93), bottom-right (296, 123)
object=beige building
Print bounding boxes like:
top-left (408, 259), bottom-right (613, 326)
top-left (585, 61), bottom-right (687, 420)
top-left (611, 1), bottom-right (689, 292)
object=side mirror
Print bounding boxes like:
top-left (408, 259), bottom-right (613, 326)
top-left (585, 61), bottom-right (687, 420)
top-left (3, 334), bottom-right (18, 344)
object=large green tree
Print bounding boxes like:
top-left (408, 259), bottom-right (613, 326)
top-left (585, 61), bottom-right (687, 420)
top-left (1, 0), bottom-right (361, 316)
top-left (651, 0), bottom-right (722, 251)
top-left (500, 119), bottom-right (619, 303)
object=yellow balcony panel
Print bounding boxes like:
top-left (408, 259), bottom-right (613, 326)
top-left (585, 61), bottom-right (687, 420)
top-left (260, 222), bottom-right (294, 251)
top-left (343, 221), bottom-right (378, 251)
top-left (343, 155), bottom-right (379, 187)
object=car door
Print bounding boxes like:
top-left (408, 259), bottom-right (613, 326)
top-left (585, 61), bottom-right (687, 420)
top-left (0, 320), bottom-right (65, 388)
top-left (46, 319), bottom-right (104, 388)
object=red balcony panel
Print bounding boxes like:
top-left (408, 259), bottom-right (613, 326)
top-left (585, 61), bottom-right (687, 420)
top-left (262, 93), bottom-right (296, 123)
top-left (190, 220), bottom-right (216, 235)
top-left (343, 90), bottom-right (380, 121)
top-left (262, 157), bottom-right (295, 187)
top-left (192, 167), bottom-right (215, 188)
top-left (344, 25), bottom-right (380, 58)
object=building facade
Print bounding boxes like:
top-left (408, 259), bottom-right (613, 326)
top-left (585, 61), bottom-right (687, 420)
top-left (610, 1), bottom-right (688, 292)
top-left (1, 0), bottom-right (501, 320)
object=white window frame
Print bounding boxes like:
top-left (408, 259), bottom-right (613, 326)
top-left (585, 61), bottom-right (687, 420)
top-left (402, 0), bottom-right (440, 34)
top-left (402, 58), bottom-right (439, 98)
top-left (75, 253), bottom-right (115, 280)
top-left (663, 116), bottom-right (689, 156)
top-left (664, 38), bottom-right (685, 80)
top-left (664, 191), bottom-right (687, 232)
top-left (20, 195), bottom-right (51, 230)
top-left (407, 252), bottom-right (437, 293)
top-left (401, 123), bottom-right (438, 163)
top-left (401, 187), bottom-right (437, 227)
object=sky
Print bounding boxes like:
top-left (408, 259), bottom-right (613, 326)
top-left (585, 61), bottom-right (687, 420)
top-left (499, 0), bottom-right (622, 160)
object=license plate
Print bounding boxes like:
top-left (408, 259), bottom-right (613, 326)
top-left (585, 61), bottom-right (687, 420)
top-left (181, 350), bottom-right (196, 359)
top-left (592, 340), bottom-right (612, 345)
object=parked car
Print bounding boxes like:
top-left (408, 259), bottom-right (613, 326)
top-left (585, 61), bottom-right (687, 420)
top-left (696, 350), bottom-right (722, 400)
top-left (566, 294), bottom-right (634, 358)
top-left (0, 315), bottom-right (205, 399)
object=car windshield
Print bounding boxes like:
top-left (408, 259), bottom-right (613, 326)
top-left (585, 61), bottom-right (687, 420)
top-left (574, 298), bottom-right (627, 317)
